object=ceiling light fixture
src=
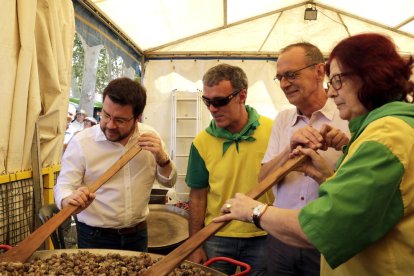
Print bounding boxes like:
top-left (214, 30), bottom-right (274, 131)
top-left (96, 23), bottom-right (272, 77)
top-left (304, 5), bottom-right (317, 21)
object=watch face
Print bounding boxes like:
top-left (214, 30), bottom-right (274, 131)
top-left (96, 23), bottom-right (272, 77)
top-left (253, 204), bottom-right (264, 216)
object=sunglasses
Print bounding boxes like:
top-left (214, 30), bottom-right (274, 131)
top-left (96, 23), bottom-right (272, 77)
top-left (202, 89), bottom-right (242, 108)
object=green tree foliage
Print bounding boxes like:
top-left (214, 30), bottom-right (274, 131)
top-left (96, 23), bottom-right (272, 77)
top-left (72, 32), bottom-right (139, 102)
top-left (95, 47), bottom-right (109, 95)
top-left (110, 55), bottom-right (124, 80)
top-left (71, 33), bottom-right (84, 98)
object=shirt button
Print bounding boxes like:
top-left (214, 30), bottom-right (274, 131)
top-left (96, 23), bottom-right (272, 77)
top-left (300, 196), bottom-right (304, 200)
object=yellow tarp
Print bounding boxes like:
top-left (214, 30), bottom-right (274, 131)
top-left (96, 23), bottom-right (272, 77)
top-left (0, 0), bottom-right (74, 174)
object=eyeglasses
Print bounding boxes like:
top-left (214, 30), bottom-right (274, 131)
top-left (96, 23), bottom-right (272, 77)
top-left (327, 72), bottom-right (354, 90)
top-left (202, 89), bottom-right (242, 108)
top-left (99, 110), bottom-right (134, 126)
top-left (274, 63), bottom-right (318, 82)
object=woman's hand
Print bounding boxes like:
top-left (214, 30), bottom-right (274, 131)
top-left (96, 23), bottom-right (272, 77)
top-left (291, 146), bottom-right (334, 184)
top-left (213, 193), bottom-right (260, 223)
top-left (320, 124), bottom-right (349, 151)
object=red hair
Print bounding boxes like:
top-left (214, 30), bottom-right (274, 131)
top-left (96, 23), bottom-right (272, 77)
top-left (326, 33), bottom-right (414, 110)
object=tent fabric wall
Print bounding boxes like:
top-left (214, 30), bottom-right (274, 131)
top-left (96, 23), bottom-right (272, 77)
top-left (142, 59), bottom-right (290, 153)
top-left (0, 0), bottom-right (74, 174)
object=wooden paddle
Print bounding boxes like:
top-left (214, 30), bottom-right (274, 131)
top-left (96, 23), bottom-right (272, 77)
top-left (143, 154), bottom-right (308, 275)
top-left (0, 145), bottom-right (142, 263)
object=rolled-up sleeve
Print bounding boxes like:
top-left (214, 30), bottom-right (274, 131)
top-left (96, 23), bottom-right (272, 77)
top-left (299, 140), bottom-right (404, 268)
top-left (156, 161), bottom-right (177, 188)
top-left (54, 138), bottom-right (86, 209)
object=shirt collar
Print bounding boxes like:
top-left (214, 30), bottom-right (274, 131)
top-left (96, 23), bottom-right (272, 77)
top-left (94, 123), bottom-right (140, 148)
top-left (290, 98), bottom-right (337, 127)
top-left (206, 105), bottom-right (260, 155)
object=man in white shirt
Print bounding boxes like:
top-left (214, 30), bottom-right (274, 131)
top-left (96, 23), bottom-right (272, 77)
top-left (260, 42), bottom-right (350, 275)
top-left (54, 77), bottom-right (177, 251)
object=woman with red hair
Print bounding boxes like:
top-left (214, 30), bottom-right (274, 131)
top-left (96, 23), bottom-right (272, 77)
top-left (215, 33), bottom-right (414, 275)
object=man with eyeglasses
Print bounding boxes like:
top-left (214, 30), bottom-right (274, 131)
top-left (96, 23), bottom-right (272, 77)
top-left (185, 64), bottom-right (274, 275)
top-left (54, 77), bottom-right (177, 251)
top-left (259, 42), bottom-right (350, 275)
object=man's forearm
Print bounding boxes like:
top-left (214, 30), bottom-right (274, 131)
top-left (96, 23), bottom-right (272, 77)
top-left (188, 188), bottom-right (208, 236)
top-left (259, 146), bottom-right (290, 181)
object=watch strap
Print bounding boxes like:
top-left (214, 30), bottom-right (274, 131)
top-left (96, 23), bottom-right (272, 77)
top-left (252, 204), bottom-right (268, 229)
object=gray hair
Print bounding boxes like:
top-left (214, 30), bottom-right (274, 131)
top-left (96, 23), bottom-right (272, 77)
top-left (202, 64), bottom-right (248, 91)
top-left (281, 42), bottom-right (324, 64)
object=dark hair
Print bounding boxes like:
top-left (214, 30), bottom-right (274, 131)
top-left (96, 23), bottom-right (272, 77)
top-left (281, 42), bottom-right (325, 65)
top-left (102, 77), bottom-right (147, 117)
top-left (326, 33), bottom-right (414, 110)
top-left (202, 64), bottom-right (248, 91)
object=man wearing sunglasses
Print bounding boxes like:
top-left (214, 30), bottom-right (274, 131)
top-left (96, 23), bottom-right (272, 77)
top-left (259, 43), bottom-right (350, 275)
top-left (186, 64), bottom-right (274, 275)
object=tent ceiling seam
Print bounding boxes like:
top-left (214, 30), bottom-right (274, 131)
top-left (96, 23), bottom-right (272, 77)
top-left (394, 16), bottom-right (414, 29)
top-left (258, 12), bottom-right (282, 52)
top-left (315, 2), bottom-right (414, 39)
top-left (337, 13), bottom-right (351, 37)
top-left (144, 51), bottom-right (281, 59)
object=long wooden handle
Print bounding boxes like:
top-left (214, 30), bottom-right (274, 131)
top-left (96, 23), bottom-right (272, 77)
top-left (0, 145), bottom-right (142, 263)
top-left (143, 154), bottom-right (307, 275)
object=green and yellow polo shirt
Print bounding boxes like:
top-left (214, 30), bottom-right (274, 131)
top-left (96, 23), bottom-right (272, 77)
top-left (299, 101), bottom-right (414, 275)
top-left (186, 106), bottom-right (274, 238)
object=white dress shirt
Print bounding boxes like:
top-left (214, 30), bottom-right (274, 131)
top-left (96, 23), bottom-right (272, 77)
top-left (262, 98), bottom-right (350, 209)
top-left (54, 122), bottom-right (177, 228)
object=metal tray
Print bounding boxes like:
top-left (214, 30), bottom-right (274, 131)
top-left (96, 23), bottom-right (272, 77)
top-left (147, 204), bottom-right (189, 249)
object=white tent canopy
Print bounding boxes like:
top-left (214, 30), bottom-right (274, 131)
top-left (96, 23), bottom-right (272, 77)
top-left (81, 0), bottom-right (414, 157)
top-left (87, 0), bottom-right (414, 57)
top-left (80, 0), bottom-right (414, 126)
top-left (79, 1), bottom-right (414, 196)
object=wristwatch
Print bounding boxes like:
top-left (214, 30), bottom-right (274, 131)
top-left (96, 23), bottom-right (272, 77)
top-left (251, 204), bottom-right (268, 229)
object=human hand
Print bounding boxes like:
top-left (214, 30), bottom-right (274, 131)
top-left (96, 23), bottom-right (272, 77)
top-left (291, 146), bottom-right (334, 184)
top-left (290, 126), bottom-right (324, 151)
top-left (213, 193), bottom-right (260, 224)
top-left (187, 248), bottom-right (208, 264)
top-left (61, 186), bottom-right (96, 213)
top-left (138, 132), bottom-right (169, 165)
top-left (320, 124), bottom-right (349, 151)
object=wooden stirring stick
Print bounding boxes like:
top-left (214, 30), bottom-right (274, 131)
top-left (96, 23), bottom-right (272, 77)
top-left (143, 154), bottom-right (307, 275)
top-left (0, 145), bottom-right (142, 263)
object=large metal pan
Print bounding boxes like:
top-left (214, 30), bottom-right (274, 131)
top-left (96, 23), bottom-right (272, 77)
top-left (27, 249), bottom-right (226, 275)
top-left (147, 204), bottom-right (189, 255)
